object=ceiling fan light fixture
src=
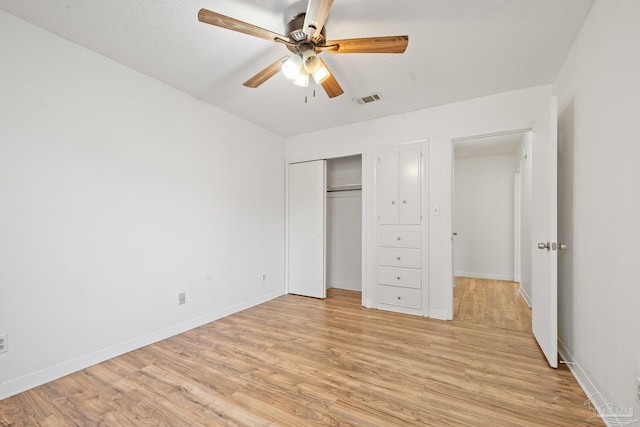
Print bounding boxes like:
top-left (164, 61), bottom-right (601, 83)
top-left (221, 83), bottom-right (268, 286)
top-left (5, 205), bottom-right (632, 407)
top-left (282, 54), bottom-right (303, 79)
top-left (302, 51), bottom-right (321, 74)
top-left (301, 51), bottom-right (331, 84)
top-left (312, 64), bottom-right (330, 84)
top-left (293, 70), bottom-right (310, 87)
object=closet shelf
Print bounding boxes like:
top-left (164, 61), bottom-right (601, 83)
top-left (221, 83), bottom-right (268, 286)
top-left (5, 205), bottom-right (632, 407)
top-left (327, 183), bottom-right (362, 192)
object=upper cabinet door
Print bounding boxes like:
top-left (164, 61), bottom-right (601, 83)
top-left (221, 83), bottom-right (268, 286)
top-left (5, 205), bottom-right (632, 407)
top-left (377, 150), bottom-right (400, 224)
top-left (399, 147), bottom-right (422, 224)
top-left (377, 146), bottom-right (422, 225)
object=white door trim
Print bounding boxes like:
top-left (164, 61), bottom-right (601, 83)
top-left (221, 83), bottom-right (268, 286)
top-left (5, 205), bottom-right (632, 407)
top-left (514, 167), bottom-right (522, 283)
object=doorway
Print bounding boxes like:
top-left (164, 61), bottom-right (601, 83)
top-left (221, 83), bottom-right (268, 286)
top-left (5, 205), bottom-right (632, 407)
top-left (452, 130), bottom-right (532, 330)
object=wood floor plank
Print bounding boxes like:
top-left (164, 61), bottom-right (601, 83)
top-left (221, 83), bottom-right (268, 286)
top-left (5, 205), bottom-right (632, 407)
top-left (454, 276), bottom-right (532, 332)
top-left (0, 287), bottom-right (601, 426)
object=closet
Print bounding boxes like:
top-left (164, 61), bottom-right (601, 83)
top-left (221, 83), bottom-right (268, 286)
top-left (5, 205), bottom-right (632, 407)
top-left (287, 154), bottom-right (362, 298)
top-left (326, 156), bottom-right (362, 292)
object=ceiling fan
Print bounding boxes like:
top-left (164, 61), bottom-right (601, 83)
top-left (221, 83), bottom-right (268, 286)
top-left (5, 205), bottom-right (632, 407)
top-left (198, 0), bottom-right (409, 99)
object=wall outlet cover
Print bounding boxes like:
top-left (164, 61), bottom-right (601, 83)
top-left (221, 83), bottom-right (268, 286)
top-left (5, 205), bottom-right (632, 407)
top-left (0, 334), bottom-right (8, 354)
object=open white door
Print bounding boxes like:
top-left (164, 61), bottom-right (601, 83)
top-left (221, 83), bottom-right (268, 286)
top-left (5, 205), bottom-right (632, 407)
top-left (288, 160), bottom-right (326, 299)
top-left (531, 96), bottom-right (559, 368)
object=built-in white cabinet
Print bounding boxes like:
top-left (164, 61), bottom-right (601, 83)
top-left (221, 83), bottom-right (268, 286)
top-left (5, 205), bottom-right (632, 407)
top-left (375, 143), bottom-right (426, 316)
top-left (376, 147), bottom-right (421, 224)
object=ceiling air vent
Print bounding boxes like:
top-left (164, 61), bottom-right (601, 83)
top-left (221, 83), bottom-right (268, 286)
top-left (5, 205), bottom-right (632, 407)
top-left (355, 93), bottom-right (382, 105)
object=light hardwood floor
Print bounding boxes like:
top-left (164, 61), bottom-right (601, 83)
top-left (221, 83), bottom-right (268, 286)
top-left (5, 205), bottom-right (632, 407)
top-left (453, 276), bottom-right (532, 332)
top-left (1, 288), bottom-right (601, 426)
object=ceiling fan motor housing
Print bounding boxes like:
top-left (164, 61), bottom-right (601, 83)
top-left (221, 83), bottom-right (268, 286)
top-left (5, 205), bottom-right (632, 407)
top-left (286, 13), bottom-right (326, 53)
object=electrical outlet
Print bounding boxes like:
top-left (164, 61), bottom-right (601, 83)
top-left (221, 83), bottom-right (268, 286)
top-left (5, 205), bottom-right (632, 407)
top-left (178, 292), bottom-right (186, 305)
top-left (0, 334), bottom-right (8, 354)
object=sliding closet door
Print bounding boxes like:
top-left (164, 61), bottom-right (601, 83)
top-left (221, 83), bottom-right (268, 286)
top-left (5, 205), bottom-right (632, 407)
top-left (288, 160), bottom-right (326, 299)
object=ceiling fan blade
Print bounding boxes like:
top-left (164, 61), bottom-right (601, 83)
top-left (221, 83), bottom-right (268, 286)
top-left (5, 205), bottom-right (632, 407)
top-left (318, 58), bottom-right (344, 98)
top-left (303, 0), bottom-right (334, 41)
top-left (324, 36), bottom-right (409, 54)
top-left (198, 9), bottom-right (289, 44)
top-left (243, 57), bottom-right (288, 88)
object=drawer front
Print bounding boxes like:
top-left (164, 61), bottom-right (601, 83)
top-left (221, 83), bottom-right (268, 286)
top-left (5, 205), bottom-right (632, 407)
top-left (378, 229), bottom-right (421, 248)
top-left (379, 267), bottom-right (421, 289)
top-left (378, 248), bottom-right (422, 268)
top-left (378, 285), bottom-right (422, 309)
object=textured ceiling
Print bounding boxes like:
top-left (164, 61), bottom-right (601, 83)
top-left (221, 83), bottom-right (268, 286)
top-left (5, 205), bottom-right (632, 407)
top-left (0, 0), bottom-right (594, 137)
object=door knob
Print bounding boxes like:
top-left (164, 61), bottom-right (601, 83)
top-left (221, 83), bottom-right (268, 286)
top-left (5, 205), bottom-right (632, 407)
top-left (558, 243), bottom-right (568, 250)
top-left (537, 242), bottom-right (550, 250)
top-left (453, 232), bottom-right (458, 236)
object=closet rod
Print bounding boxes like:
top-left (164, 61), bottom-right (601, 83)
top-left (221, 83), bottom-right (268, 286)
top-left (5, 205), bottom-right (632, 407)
top-left (327, 184), bottom-right (362, 193)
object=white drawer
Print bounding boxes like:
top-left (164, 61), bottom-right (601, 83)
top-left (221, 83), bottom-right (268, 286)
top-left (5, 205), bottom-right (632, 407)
top-left (378, 229), bottom-right (421, 248)
top-left (378, 248), bottom-right (422, 268)
top-left (379, 267), bottom-right (421, 289)
top-left (378, 285), bottom-right (422, 309)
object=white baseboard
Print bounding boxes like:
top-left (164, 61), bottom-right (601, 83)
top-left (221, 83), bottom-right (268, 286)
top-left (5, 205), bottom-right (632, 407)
top-left (558, 340), bottom-right (626, 427)
top-left (454, 271), bottom-right (513, 281)
top-left (328, 282), bottom-right (362, 291)
top-left (519, 286), bottom-right (532, 307)
top-left (428, 309), bottom-right (450, 321)
top-left (0, 289), bottom-right (285, 401)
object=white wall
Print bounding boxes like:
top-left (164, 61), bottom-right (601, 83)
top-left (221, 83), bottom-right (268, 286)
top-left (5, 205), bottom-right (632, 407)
top-left (326, 155), bottom-right (362, 188)
top-left (454, 154), bottom-right (514, 281)
top-left (0, 11), bottom-right (285, 399)
top-left (286, 85), bottom-right (551, 319)
top-left (327, 193), bottom-right (362, 290)
top-left (553, 0), bottom-right (640, 418)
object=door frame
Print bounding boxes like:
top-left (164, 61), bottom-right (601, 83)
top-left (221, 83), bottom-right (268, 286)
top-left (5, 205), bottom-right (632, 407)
top-left (286, 147), bottom-right (367, 305)
top-left (514, 166), bottom-right (522, 283)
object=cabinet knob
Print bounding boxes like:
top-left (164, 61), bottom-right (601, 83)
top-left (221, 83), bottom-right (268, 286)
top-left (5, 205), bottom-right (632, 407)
top-left (396, 257), bottom-right (401, 261)
top-left (402, 200), bottom-right (407, 204)
top-left (397, 276), bottom-right (401, 280)
top-left (391, 201), bottom-right (396, 205)
top-left (397, 296), bottom-right (401, 300)
top-left (397, 237), bottom-right (401, 241)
